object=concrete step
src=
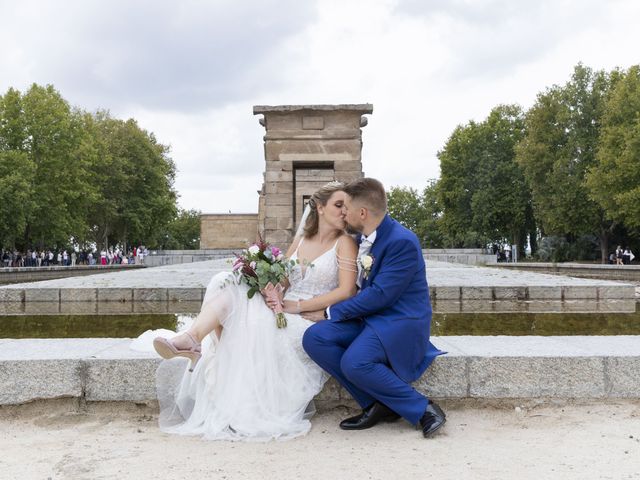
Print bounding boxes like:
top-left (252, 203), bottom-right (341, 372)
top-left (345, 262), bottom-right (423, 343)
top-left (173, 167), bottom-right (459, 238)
top-left (1, 336), bottom-right (638, 406)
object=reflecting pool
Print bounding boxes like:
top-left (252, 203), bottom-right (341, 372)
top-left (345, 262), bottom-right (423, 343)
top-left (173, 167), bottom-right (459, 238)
top-left (1, 302), bottom-right (638, 338)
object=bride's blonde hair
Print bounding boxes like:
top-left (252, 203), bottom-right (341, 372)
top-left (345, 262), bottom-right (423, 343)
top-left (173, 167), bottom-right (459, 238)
top-left (303, 181), bottom-right (345, 238)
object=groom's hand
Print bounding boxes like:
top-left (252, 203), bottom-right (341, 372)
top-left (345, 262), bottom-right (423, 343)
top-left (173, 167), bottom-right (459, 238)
top-left (301, 310), bottom-right (325, 322)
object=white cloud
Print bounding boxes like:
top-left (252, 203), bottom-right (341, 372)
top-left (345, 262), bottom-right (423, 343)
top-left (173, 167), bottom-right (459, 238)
top-left (1, 0), bottom-right (639, 211)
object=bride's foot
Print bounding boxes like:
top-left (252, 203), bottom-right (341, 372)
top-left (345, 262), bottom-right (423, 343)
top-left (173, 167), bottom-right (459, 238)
top-left (171, 331), bottom-right (200, 350)
top-left (153, 331), bottom-right (202, 372)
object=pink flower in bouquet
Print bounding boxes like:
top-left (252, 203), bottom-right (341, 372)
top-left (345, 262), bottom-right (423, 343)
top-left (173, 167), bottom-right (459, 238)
top-left (227, 238), bottom-right (297, 328)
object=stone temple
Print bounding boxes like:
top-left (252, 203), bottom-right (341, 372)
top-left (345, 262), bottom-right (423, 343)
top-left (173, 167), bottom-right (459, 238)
top-left (200, 104), bottom-right (373, 249)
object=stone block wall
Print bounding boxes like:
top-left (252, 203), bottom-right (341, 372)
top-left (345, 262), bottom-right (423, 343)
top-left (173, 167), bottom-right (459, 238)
top-left (200, 214), bottom-right (259, 249)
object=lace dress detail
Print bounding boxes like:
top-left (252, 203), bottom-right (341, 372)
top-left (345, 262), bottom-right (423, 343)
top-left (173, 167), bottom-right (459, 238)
top-left (285, 238), bottom-right (339, 301)
top-left (152, 240), bottom-right (338, 441)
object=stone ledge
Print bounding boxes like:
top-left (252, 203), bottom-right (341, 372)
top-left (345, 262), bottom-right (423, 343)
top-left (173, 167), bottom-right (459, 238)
top-left (494, 263), bottom-right (640, 281)
top-left (6, 284), bottom-right (631, 304)
top-left (253, 104), bottom-right (374, 114)
top-left (429, 285), bottom-right (633, 301)
top-left (1, 336), bottom-right (638, 406)
top-left (2, 259), bottom-right (634, 304)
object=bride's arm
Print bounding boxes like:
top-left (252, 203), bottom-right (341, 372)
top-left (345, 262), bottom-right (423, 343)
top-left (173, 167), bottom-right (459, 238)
top-left (284, 235), bottom-right (358, 313)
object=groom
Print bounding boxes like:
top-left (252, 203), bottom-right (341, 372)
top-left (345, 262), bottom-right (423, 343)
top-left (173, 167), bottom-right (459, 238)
top-left (302, 177), bottom-right (446, 437)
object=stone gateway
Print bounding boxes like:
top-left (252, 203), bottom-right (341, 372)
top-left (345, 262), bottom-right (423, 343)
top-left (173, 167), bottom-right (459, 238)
top-left (199, 104), bottom-right (372, 249)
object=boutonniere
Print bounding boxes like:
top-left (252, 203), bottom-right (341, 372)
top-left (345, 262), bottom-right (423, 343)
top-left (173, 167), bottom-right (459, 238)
top-left (359, 254), bottom-right (374, 279)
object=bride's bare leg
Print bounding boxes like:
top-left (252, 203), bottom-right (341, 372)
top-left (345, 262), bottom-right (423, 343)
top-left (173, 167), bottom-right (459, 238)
top-left (189, 300), bottom-right (225, 341)
top-left (171, 298), bottom-right (227, 349)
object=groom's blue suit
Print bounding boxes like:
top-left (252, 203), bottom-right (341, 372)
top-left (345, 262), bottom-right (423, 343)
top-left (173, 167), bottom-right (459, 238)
top-left (303, 214), bottom-right (444, 425)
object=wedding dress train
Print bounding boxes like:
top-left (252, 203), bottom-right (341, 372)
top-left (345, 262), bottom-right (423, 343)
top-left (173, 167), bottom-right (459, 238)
top-left (141, 240), bottom-right (339, 441)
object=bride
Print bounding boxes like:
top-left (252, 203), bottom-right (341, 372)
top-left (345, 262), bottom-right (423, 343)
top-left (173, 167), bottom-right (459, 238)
top-left (150, 181), bottom-right (358, 441)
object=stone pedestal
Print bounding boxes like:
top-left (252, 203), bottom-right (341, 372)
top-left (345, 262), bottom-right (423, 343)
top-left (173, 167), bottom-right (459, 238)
top-left (253, 104), bottom-right (372, 247)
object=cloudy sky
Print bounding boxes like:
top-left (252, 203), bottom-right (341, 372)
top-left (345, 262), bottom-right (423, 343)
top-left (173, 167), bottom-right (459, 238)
top-left (1, 0), bottom-right (638, 213)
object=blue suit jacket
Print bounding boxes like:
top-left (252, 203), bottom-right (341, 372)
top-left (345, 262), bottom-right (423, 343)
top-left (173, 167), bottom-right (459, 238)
top-left (328, 215), bottom-right (444, 383)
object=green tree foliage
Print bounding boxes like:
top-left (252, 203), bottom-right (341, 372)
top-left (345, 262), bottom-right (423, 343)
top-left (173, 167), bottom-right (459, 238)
top-left (436, 122), bottom-right (483, 247)
top-left (157, 208), bottom-right (202, 250)
top-left (437, 105), bottom-right (533, 251)
top-left (0, 151), bottom-right (35, 248)
top-left (0, 84), bottom-right (178, 251)
top-left (586, 65), bottom-right (640, 231)
top-left (0, 89), bottom-right (34, 248)
top-left (83, 112), bottom-right (177, 250)
top-left (421, 180), bottom-right (445, 248)
top-left (21, 84), bottom-right (93, 248)
top-left (387, 180), bottom-right (444, 248)
top-left (516, 64), bottom-right (616, 262)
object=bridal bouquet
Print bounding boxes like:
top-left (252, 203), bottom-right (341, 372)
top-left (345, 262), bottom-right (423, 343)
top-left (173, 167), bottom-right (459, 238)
top-left (230, 240), bottom-right (296, 328)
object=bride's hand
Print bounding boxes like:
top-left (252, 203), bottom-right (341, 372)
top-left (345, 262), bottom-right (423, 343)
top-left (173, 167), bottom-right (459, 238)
top-left (263, 295), bottom-right (279, 311)
top-left (260, 286), bottom-right (283, 311)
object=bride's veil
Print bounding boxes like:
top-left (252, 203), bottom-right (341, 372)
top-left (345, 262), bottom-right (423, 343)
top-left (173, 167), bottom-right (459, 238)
top-left (294, 203), bottom-right (312, 238)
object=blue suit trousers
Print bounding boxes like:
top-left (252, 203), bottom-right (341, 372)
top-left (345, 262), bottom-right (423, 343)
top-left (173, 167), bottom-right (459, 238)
top-left (303, 320), bottom-right (429, 425)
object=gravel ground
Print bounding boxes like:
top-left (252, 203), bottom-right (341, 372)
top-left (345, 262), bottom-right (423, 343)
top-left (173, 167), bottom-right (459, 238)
top-left (1, 400), bottom-right (639, 480)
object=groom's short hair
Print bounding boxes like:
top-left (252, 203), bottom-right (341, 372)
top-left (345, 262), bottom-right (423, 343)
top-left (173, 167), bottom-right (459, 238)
top-left (343, 177), bottom-right (387, 215)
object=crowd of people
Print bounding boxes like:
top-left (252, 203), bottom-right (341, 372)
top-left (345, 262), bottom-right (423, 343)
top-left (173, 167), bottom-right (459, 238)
top-left (0, 246), bottom-right (148, 268)
top-left (492, 244), bottom-right (515, 262)
top-left (610, 246), bottom-right (636, 265)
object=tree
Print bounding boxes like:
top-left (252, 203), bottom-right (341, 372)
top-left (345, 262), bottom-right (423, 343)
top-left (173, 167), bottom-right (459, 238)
top-left (0, 151), bottom-right (35, 248)
top-left (0, 89), bottom-right (34, 248)
top-left (420, 179), bottom-right (446, 248)
top-left (437, 105), bottom-right (533, 251)
top-left (84, 112), bottom-right (177, 250)
top-left (0, 84), bottom-right (179, 251)
top-left (437, 121), bottom-right (485, 247)
top-left (468, 105), bottom-right (532, 254)
top-left (388, 180), bottom-right (445, 248)
top-left (157, 208), bottom-right (202, 250)
top-left (18, 84), bottom-right (91, 249)
top-left (516, 64), bottom-right (616, 262)
top-left (586, 65), bottom-right (640, 231)
top-left (388, 186), bottom-right (424, 234)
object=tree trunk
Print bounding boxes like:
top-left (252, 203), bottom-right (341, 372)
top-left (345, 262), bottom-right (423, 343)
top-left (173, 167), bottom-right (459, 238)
top-left (599, 229), bottom-right (609, 264)
top-left (529, 228), bottom-right (538, 258)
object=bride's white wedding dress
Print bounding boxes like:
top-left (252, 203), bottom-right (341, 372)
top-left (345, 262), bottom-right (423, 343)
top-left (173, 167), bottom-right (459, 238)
top-left (146, 240), bottom-right (338, 441)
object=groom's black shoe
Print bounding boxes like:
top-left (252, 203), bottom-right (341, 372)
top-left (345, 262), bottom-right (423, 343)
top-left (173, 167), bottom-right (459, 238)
top-left (339, 402), bottom-right (401, 430)
top-left (419, 401), bottom-right (446, 438)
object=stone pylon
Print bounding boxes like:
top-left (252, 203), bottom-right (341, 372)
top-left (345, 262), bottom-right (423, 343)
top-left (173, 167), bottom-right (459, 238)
top-left (253, 104), bottom-right (372, 247)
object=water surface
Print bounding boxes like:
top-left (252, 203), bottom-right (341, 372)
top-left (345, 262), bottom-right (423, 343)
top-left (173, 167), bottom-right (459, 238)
top-left (1, 304), bottom-right (638, 338)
